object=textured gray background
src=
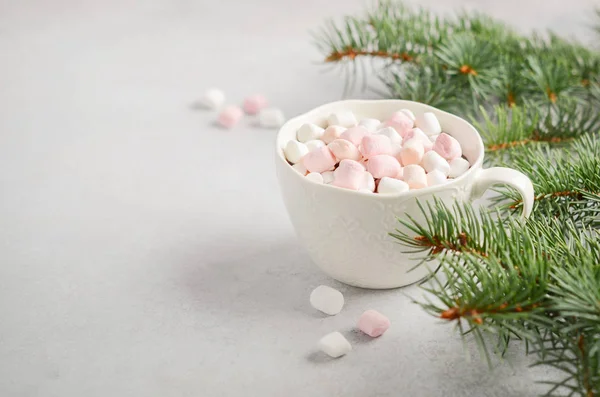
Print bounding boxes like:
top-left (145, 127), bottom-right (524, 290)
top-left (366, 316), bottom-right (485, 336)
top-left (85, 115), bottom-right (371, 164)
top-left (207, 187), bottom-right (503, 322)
top-left (0, 1), bottom-right (597, 396)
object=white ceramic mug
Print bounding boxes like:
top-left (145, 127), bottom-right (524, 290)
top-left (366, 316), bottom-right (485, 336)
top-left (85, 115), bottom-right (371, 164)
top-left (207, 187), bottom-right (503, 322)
top-left (275, 100), bottom-right (534, 289)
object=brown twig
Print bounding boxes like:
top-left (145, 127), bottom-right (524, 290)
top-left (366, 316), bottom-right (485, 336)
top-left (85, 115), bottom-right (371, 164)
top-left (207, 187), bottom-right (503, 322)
top-left (440, 302), bottom-right (541, 323)
top-left (325, 47), bottom-right (414, 62)
top-left (414, 232), bottom-right (489, 257)
top-left (509, 190), bottom-right (586, 209)
top-left (578, 334), bottom-right (594, 397)
top-left (486, 134), bottom-right (575, 152)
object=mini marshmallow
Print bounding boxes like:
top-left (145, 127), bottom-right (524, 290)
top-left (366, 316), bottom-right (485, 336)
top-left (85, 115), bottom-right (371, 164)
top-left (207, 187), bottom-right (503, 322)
top-left (376, 126), bottom-right (403, 145)
top-left (297, 123), bottom-right (325, 143)
top-left (302, 146), bottom-right (337, 173)
top-left (359, 118), bottom-right (382, 132)
top-left (399, 108), bottom-right (416, 121)
top-left (328, 111), bottom-right (358, 128)
top-left (332, 159), bottom-right (365, 190)
top-left (243, 94), bottom-right (268, 115)
top-left (421, 150), bottom-right (450, 176)
top-left (448, 157), bottom-right (470, 178)
top-left (399, 139), bottom-right (425, 166)
top-left (433, 133), bottom-right (462, 161)
top-left (340, 126), bottom-right (369, 146)
top-left (361, 171), bottom-right (376, 192)
top-left (196, 88), bottom-right (225, 109)
top-left (405, 128), bottom-right (433, 151)
top-left (328, 139), bottom-right (362, 161)
top-left (358, 189), bottom-right (374, 194)
top-left (429, 134), bottom-right (439, 142)
top-left (284, 140), bottom-right (309, 164)
top-left (259, 108), bottom-right (286, 128)
top-left (403, 164), bottom-right (427, 189)
top-left (310, 285), bottom-right (344, 315)
top-left (305, 139), bottom-right (326, 152)
top-left (384, 111), bottom-right (414, 136)
top-left (217, 105), bottom-right (244, 129)
top-left (357, 310), bottom-right (391, 337)
top-left (416, 112), bottom-right (442, 136)
top-left (292, 163), bottom-right (308, 176)
top-left (318, 331), bottom-right (352, 358)
top-left (360, 134), bottom-right (393, 159)
top-left (367, 155), bottom-right (402, 179)
top-left (322, 171), bottom-right (334, 184)
top-left (377, 177), bottom-right (409, 194)
top-left (322, 125), bottom-right (346, 144)
top-left (306, 172), bottom-right (324, 184)
top-left (427, 169), bottom-right (447, 186)
top-left (390, 143), bottom-right (403, 158)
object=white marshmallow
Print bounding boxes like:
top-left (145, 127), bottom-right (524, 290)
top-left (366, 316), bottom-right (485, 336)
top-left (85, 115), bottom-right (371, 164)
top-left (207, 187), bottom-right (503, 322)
top-left (259, 108), bottom-right (286, 128)
top-left (310, 285), bottom-right (344, 315)
top-left (306, 172), bottom-right (324, 184)
top-left (376, 126), bottom-right (403, 145)
top-left (403, 164), bottom-right (427, 189)
top-left (406, 128), bottom-right (433, 150)
top-left (359, 118), bottom-right (382, 132)
top-left (284, 140), bottom-right (309, 164)
top-left (427, 169), bottom-right (447, 186)
top-left (361, 171), bottom-right (376, 192)
top-left (322, 171), bottom-right (334, 184)
top-left (297, 123), bottom-right (325, 143)
top-left (399, 139), bottom-right (425, 165)
top-left (448, 158), bottom-right (470, 178)
top-left (416, 112), bottom-right (442, 136)
top-left (196, 88), bottom-right (225, 109)
top-left (318, 331), bottom-right (352, 358)
top-left (421, 150), bottom-right (450, 176)
top-left (305, 139), bottom-right (326, 152)
top-left (429, 134), bottom-right (439, 142)
top-left (377, 177), bottom-right (409, 194)
top-left (328, 111), bottom-right (358, 128)
top-left (292, 163), bottom-right (308, 176)
top-left (399, 108), bottom-right (416, 121)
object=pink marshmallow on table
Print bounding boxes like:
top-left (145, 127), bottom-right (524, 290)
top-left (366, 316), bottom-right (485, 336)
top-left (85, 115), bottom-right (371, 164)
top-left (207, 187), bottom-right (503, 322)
top-left (332, 159), bottom-right (365, 190)
top-left (302, 146), bottom-right (337, 173)
top-left (383, 111), bottom-right (414, 137)
top-left (358, 310), bottom-right (391, 337)
top-left (322, 125), bottom-right (347, 144)
top-left (405, 128), bottom-right (433, 152)
top-left (242, 94), bottom-right (268, 115)
top-left (399, 139), bottom-right (425, 166)
top-left (217, 105), bottom-right (243, 128)
top-left (360, 134), bottom-right (393, 159)
top-left (340, 126), bottom-right (369, 146)
top-left (367, 154), bottom-right (402, 179)
top-left (328, 139), bottom-right (362, 161)
top-left (433, 133), bottom-right (462, 161)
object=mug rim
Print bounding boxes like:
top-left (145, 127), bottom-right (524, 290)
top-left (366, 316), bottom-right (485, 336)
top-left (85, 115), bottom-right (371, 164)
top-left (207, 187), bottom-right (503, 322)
top-left (275, 99), bottom-right (484, 198)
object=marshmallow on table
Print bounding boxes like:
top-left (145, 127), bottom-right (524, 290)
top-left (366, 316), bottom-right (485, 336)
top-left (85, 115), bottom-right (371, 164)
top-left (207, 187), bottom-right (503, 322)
top-left (403, 164), bottom-right (427, 189)
top-left (322, 125), bottom-right (346, 144)
top-left (340, 126), bottom-right (369, 146)
top-left (243, 94), bottom-right (268, 115)
top-left (217, 105), bottom-right (243, 128)
top-left (318, 332), bottom-right (352, 358)
top-left (360, 134), bottom-right (393, 159)
top-left (358, 310), bottom-right (391, 337)
top-left (310, 285), bottom-right (344, 315)
top-left (376, 126), bottom-right (403, 145)
top-left (359, 118), bottom-right (381, 132)
top-left (258, 108), bottom-right (286, 128)
top-left (399, 139), bottom-right (425, 166)
top-left (332, 159), bottom-right (365, 190)
top-left (421, 150), bottom-right (450, 176)
top-left (306, 172), bottom-right (324, 184)
top-left (377, 177), bottom-right (409, 194)
top-left (328, 111), bottom-right (358, 128)
top-left (427, 169), bottom-right (447, 186)
top-left (305, 139), bottom-right (326, 152)
top-left (361, 171), bottom-right (376, 192)
top-left (367, 155), bottom-right (402, 179)
top-left (302, 146), bottom-right (337, 173)
top-left (405, 128), bottom-right (433, 151)
top-left (328, 139), bottom-right (361, 161)
top-left (416, 112), bottom-right (442, 136)
top-left (383, 111), bottom-right (414, 137)
top-left (297, 123), bottom-right (325, 143)
top-left (433, 133), bottom-right (462, 161)
top-left (196, 88), bottom-right (225, 110)
top-left (284, 140), bottom-right (309, 164)
top-left (449, 157), bottom-right (470, 178)
top-left (292, 163), bottom-right (308, 176)
top-left (399, 108), bottom-right (416, 121)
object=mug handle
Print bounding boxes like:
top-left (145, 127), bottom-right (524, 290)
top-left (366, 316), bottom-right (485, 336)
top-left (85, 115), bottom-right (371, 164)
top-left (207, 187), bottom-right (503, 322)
top-left (469, 167), bottom-right (535, 218)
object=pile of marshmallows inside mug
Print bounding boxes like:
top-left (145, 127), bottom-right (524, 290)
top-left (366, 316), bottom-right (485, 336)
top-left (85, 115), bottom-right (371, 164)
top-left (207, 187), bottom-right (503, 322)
top-left (283, 109), bottom-right (471, 194)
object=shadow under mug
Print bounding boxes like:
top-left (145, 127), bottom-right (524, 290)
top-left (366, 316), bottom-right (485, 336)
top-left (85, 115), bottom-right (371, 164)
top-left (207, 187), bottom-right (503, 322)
top-left (276, 100), bottom-right (534, 289)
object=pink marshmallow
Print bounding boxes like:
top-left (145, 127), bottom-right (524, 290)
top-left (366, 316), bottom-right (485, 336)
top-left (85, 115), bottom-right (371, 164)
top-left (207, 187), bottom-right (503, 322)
top-left (302, 146), bottom-right (337, 173)
top-left (242, 94), bottom-right (268, 115)
top-left (404, 128), bottom-right (433, 151)
top-left (340, 126), bottom-right (369, 146)
top-left (383, 111), bottom-right (414, 137)
top-left (367, 155), bottom-right (402, 179)
top-left (403, 164), bottom-right (427, 189)
top-left (328, 139), bottom-right (362, 161)
top-left (360, 134), bottom-right (393, 159)
top-left (433, 133), bottom-right (462, 161)
top-left (399, 139), bottom-right (425, 166)
top-left (322, 125), bottom-right (346, 144)
top-left (358, 310), bottom-right (390, 337)
top-left (332, 159), bottom-right (365, 190)
top-left (217, 105), bottom-right (243, 129)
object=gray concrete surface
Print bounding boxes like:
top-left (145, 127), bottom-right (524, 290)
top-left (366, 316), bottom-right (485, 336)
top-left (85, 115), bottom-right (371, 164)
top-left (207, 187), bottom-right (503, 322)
top-left (0, 1), bottom-right (597, 396)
